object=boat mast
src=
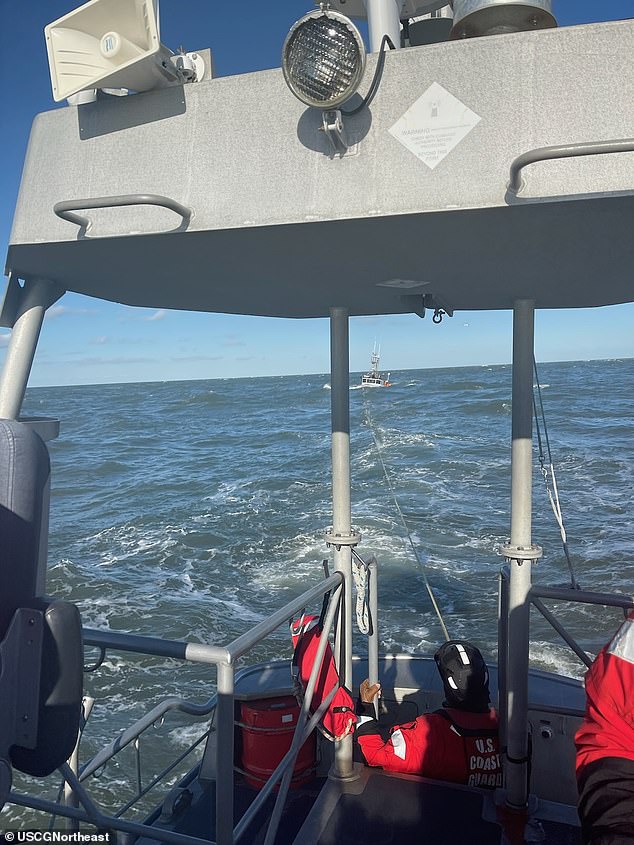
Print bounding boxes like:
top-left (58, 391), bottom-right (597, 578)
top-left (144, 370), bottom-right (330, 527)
top-left (503, 298), bottom-right (542, 808)
top-left (371, 344), bottom-right (380, 377)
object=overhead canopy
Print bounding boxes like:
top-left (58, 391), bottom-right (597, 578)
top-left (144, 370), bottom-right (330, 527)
top-left (6, 19), bottom-right (634, 318)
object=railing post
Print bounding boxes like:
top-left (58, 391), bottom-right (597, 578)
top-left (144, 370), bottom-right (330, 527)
top-left (216, 660), bottom-right (235, 845)
top-left (328, 307), bottom-right (355, 780)
top-left (64, 697), bottom-right (95, 830)
top-left (0, 277), bottom-right (63, 419)
top-left (368, 556), bottom-right (380, 717)
top-left (497, 567), bottom-right (509, 753)
top-left (502, 299), bottom-right (542, 808)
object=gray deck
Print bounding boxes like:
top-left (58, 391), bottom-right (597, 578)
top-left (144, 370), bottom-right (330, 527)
top-left (141, 764), bottom-right (581, 845)
top-left (295, 766), bottom-right (581, 845)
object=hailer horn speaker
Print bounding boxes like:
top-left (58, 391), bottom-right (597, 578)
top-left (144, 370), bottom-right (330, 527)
top-left (45, 0), bottom-right (179, 102)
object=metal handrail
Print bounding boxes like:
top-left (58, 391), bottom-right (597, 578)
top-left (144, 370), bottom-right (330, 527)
top-left (531, 583), bottom-right (634, 608)
top-left (79, 695), bottom-right (217, 782)
top-left (53, 194), bottom-right (192, 233)
top-left (530, 596), bottom-right (593, 669)
top-left (235, 583), bottom-right (344, 845)
top-left (529, 584), bottom-right (634, 669)
top-left (114, 728), bottom-right (211, 819)
top-left (21, 570), bottom-right (346, 844)
top-left (499, 566), bottom-right (634, 671)
top-left (507, 138), bottom-right (634, 194)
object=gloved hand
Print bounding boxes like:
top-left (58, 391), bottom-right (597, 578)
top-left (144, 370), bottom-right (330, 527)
top-left (360, 679), bottom-right (381, 704)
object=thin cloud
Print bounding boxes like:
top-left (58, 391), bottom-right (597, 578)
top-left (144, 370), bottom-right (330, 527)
top-left (223, 335), bottom-right (246, 348)
top-left (47, 304), bottom-right (94, 318)
top-left (118, 309), bottom-right (167, 323)
top-left (172, 354), bottom-right (224, 363)
top-left (39, 357), bottom-right (156, 367)
top-left (144, 309), bottom-right (166, 322)
top-left (91, 336), bottom-right (110, 345)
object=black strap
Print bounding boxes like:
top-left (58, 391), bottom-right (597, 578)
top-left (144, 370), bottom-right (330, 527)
top-left (433, 708), bottom-right (498, 739)
top-left (317, 560), bottom-right (330, 631)
top-left (506, 753), bottom-right (531, 764)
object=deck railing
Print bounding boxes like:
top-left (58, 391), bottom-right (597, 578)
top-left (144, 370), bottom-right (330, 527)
top-left (498, 565), bottom-right (634, 761)
top-left (7, 566), bottom-right (381, 845)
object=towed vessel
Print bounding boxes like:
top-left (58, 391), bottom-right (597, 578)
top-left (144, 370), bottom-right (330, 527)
top-left (361, 346), bottom-right (392, 388)
top-left (1, 1), bottom-right (633, 843)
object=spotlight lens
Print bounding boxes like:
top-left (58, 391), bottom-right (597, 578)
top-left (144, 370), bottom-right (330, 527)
top-left (282, 11), bottom-right (366, 109)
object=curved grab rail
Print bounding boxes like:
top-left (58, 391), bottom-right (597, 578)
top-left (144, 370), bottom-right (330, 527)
top-left (508, 138), bottom-right (634, 195)
top-left (79, 694), bottom-right (216, 782)
top-left (53, 193), bottom-right (192, 232)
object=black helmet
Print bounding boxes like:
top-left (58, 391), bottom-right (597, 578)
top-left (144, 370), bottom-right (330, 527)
top-left (434, 640), bottom-right (491, 712)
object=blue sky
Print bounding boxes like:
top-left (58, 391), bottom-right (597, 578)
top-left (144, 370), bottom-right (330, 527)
top-left (1, 1), bottom-right (632, 386)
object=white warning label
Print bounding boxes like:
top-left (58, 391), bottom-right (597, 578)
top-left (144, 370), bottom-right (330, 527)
top-left (389, 82), bottom-right (481, 170)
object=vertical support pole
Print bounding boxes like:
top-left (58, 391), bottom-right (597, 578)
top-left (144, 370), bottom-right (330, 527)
top-left (216, 660), bottom-right (235, 845)
top-left (363, 0), bottom-right (402, 51)
top-left (504, 299), bottom-right (540, 808)
top-left (0, 278), bottom-right (62, 420)
top-left (329, 307), bottom-right (354, 779)
top-left (64, 697), bottom-right (95, 831)
top-left (368, 556), bottom-right (380, 719)
top-left (497, 567), bottom-right (509, 754)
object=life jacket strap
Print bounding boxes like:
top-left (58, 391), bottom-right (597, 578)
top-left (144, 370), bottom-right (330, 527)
top-left (433, 708), bottom-right (498, 738)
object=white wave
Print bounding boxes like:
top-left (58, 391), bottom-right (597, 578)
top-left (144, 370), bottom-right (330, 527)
top-left (169, 723), bottom-right (210, 748)
top-left (528, 640), bottom-right (587, 680)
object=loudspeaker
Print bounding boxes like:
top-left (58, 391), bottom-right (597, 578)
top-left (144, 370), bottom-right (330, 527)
top-left (450, 1), bottom-right (556, 39)
top-left (45, 0), bottom-right (179, 102)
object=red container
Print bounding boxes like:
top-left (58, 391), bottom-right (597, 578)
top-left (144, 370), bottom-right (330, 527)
top-left (239, 696), bottom-right (316, 789)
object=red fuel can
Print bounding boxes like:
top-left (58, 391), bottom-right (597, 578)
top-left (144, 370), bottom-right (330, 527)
top-left (239, 696), bottom-right (316, 789)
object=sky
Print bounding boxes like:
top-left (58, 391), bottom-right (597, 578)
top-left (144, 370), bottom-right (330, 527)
top-left (0, 1), bottom-right (632, 386)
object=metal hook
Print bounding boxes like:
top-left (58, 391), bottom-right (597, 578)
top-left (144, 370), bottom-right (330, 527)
top-left (432, 308), bottom-right (445, 324)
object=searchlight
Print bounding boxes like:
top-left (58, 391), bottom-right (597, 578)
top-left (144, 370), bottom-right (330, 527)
top-left (282, 8), bottom-right (366, 110)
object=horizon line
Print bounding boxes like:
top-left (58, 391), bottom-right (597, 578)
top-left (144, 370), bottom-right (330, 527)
top-left (23, 355), bottom-right (633, 391)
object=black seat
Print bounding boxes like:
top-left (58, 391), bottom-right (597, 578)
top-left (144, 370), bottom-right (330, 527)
top-left (0, 419), bottom-right (83, 803)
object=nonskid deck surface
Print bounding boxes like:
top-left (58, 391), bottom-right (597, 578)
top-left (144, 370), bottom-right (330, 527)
top-left (139, 774), bottom-right (326, 845)
top-left (140, 766), bottom-right (580, 845)
top-left (294, 767), bottom-right (582, 845)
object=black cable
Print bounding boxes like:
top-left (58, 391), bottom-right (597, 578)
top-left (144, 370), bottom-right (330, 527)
top-left (341, 34), bottom-right (396, 116)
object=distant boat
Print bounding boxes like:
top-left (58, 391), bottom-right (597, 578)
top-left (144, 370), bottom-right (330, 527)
top-left (361, 346), bottom-right (392, 387)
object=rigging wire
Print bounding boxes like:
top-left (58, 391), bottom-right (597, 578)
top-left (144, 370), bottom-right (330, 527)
top-left (533, 358), bottom-right (580, 589)
top-left (351, 548), bottom-right (373, 635)
top-left (362, 391), bottom-right (451, 642)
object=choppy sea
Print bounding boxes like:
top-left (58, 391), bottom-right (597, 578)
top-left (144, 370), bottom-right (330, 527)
top-left (3, 358), bottom-right (632, 826)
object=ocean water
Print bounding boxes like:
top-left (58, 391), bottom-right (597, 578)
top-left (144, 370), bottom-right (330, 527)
top-left (3, 358), bottom-right (633, 825)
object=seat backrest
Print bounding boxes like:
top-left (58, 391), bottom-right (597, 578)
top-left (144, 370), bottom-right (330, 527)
top-left (0, 419), bottom-right (51, 635)
top-left (0, 419), bottom-right (83, 781)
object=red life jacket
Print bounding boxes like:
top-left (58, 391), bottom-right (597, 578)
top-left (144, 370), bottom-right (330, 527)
top-left (575, 614), bottom-right (634, 774)
top-left (357, 706), bottom-right (502, 788)
top-left (290, 614), bottom-right (356, 742)
top-left (434, 708), bottom-right (503, 788)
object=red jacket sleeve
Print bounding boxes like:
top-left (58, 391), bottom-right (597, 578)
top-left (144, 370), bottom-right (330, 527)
top-left (356, 715), bottom-right (434, 775)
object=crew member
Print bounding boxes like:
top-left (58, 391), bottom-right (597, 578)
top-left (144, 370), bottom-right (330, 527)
top-left (575, 610), bottom-right (634, 844)
top-left (356, 640), bottom-right (502, 788)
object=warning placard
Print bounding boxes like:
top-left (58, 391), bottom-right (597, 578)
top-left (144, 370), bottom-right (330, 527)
top-left (389, 82), bottom-right (481, 170)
